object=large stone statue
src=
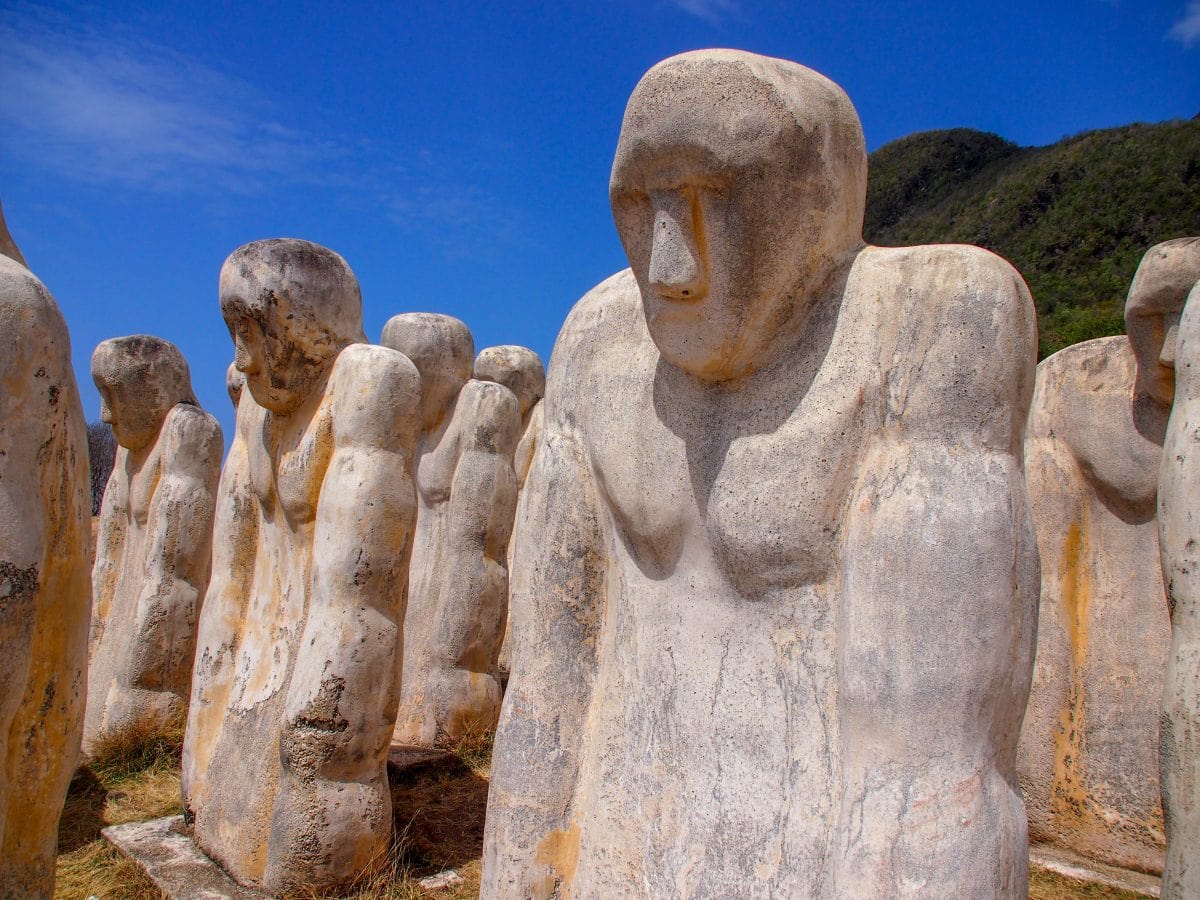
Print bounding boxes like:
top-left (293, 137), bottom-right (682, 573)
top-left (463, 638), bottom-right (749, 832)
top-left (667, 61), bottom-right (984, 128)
top-left (483, 50), bottom-right (1040, 898)
top-left (473, 345), bottom-right (545, 680)
top-left (84, 335), bottom-right (222, 756)
top-left (0, 201), bottom-right (92, 896)
top-left (1018, 238), bottom-right (1200, 873)
top-left (380, 315), bottom-right (520, 746)
top-left (1158, 272), bottom-right (1200, 899)
top-left (182, 239), bottom-right (422, 895)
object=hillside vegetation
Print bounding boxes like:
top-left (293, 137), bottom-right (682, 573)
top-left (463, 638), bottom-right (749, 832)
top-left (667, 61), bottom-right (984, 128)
top-left (865, 119), bottom-right (1200, 357)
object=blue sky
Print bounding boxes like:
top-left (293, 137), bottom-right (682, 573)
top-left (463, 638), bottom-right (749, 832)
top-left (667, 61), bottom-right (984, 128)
top-left (2, 0), bottom-right (1198, 445)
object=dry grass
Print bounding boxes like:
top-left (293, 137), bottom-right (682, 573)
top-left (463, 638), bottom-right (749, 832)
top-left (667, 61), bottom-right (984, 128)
top-left (1030, 865), bottom-right (1153, 898)
top-left (54, 725), bottom-right (1153, 900)
top-left (55, 722), bottom-right (183, 899)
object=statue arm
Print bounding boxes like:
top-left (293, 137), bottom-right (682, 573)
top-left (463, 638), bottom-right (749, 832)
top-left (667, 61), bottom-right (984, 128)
top-left (513, 399), bottom-right (544, 490)
top-left (270, 347), bottom-right (420, 871)
top-left (128, 407), bottom-right (222, 698)
top-left (834, 249), bottom-right (1039, 896)
top-left (89, 451), bottom-right (128, 655)
top-left (183, 402), bottom-right (257, 810)
top-left (482, 416), bottom-right (607, 897)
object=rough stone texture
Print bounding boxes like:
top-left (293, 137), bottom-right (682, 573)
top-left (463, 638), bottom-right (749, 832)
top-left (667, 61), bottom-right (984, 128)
top-left (103, 815), bottom-right (268, 899)
top-left (84, 336), bottom-right (222, 757)
top-left (1018, 239), bottom-right (1200, 876)
top-left (483, 49), bottom-right (1040, 898)
top-left (380, 315), bottom-right (520, 746)
top-left (1158, 275), bottom-right (1200, 899)
top-left (473, 345), bottom-right (545, 680)
top-left (182, 239), bottom-right (422, 896)
top-left (0, 208), bottom-right (92, 897)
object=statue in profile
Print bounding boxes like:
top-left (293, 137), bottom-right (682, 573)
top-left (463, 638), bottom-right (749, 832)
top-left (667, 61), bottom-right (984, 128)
top-left (1019, 238), bottom-right (1200, 873)
top-left (381, 314), bottom-right (519, 746)
top-left (1159, 273), bottom-right (1200, 899)
top-left (84, 335), bottom-right (222, 756)
top-left (473, 344), bottom-right (545, 680)
top-left (182, 239), bottom-right (422, 895)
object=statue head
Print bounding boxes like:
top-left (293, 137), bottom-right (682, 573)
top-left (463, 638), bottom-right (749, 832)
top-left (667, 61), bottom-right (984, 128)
top-left (1126, 237), bottom-right (1200, 409)
top-left (219, 239), bottom-right (366, 415)
top-left (610, 49), bottom-right (867, 382)
top-left (91, 335), bottom-right (196, 451)
top-left (380, 313), bottom-right (474, 431)
top-left (473, 345), bottom-right (545, 419)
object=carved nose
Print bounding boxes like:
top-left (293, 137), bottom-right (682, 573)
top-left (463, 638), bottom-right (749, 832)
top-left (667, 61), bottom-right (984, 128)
top-left (648, 198), bottom-right (704, 300)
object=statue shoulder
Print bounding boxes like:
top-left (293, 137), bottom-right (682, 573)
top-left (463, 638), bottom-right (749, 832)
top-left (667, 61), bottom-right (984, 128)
top-left (160, 403), bottom-right (224, 475)
top-left (329, 342), bottom-right (422, 449)
top-left (857, 244), bottom-right (1037, 448)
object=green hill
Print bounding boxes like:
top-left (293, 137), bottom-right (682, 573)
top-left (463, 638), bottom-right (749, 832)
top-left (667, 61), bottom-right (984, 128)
top-left (865, 119), bottom-right (1200, 358)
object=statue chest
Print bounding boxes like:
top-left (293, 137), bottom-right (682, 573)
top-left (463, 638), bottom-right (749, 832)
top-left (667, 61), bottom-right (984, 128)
top-left (248, 407), bottom-right (334, 527)
top-left (589, 375), bottom-right (867, 597)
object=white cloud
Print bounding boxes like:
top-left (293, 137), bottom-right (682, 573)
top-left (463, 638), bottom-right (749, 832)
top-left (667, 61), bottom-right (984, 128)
top-left (668, 0), bottom-right (739, 24)
top-left (0, 7), bottom-right (347, 194)
top-left (1170, 1), bottom-right (1200, 46)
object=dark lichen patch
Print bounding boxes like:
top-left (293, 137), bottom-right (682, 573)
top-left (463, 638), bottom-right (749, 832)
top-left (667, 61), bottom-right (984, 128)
top-left (0, 560), bottom-right (39, 615)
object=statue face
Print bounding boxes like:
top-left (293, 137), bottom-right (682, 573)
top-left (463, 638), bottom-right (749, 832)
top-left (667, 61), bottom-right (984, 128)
top-left (221, 289), bottom-right (319, 416)
top-left (219, 243), bottom-right (362, 416)
top-left (610, 53), bottom-right (865, 382)
top-left (97, 380), bottom-right (160, 451)
top-left (1125, 238), bottom-right (1200, 409)
top-left (91, 335), bottom-right (192, 451)
top-left (1127, 301), bottom-right (1181, 408)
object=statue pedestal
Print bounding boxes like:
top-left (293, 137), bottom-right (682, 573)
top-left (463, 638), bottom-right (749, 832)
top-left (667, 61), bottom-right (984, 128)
top-left (102, 816), bottom-right (265, 899)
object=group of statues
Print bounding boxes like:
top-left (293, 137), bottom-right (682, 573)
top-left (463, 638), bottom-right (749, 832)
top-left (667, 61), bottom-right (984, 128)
top-left (1, 48), bottom-right (1198, 899)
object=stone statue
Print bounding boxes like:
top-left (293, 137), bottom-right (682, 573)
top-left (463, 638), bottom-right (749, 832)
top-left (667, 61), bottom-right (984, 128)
top-left (1158, 272), bottom-right (1200, 899)
top-left (380, 315), bottom-right (520, 746)
top-left (84, 335), bottom-right (222, 756)
top-left (225, 360), bottom-right (244, 408)
top-left (0, 201), bottom-right (91, 897)
top-left (1018, 238), bottom-right (1200, 873)
top-left (473, 345), bottom-right (545, 680)
top-left (482, 50), bottom-right (1040, 898)
top-left (182, 239), bottom-right (422, 895)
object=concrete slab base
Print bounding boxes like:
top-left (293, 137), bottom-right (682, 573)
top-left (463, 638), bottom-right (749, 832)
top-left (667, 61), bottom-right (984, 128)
top-left (102, 815), bottom-right (267, 899)
top-left (1031, 842), bottom-right (1162, 897)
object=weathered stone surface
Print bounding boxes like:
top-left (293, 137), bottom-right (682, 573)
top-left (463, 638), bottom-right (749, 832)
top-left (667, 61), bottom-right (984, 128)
top-left (0, 207), bottom-right (92, 897)
top-left (473, 345), bottom-right (545, 680)
top-left (103, 815), bottom-right (268, 899)
top-left (1019, 238), bottom-right (1200, 874)
top-left (182, 239), bottom-right (422, 895)
top-left (84, 335), bottom-right (222, 757)
top-left (380, 315), bottom-right (520, 746)
top-left (483, 49), bottom-right (1039, 898)
top-left (1158, 273), bottom-right (1200, 899)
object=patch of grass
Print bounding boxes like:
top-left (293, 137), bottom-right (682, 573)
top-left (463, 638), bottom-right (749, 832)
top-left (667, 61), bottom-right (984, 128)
top-left (54, 722), bottom-right (183, 899)
top-left (1030, 864), bottom-right (1153, 898)
top-left (55, 729), bottom-right (491, 900)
